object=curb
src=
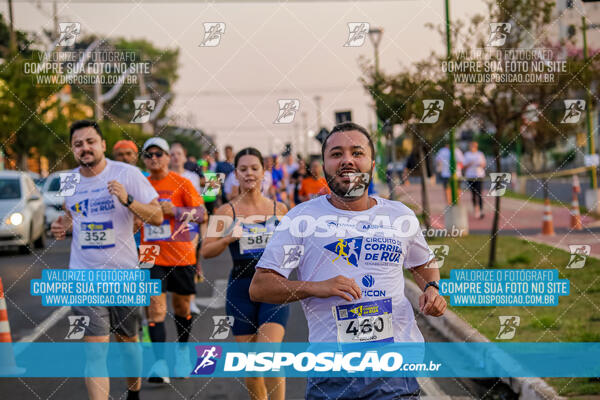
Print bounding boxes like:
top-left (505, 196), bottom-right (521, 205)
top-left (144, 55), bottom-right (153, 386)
top-left (404, 279), bottom-right (565, 400)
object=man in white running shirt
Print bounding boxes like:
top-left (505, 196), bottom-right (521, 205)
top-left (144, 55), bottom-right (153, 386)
top-left (250, 122), bottom-right (447, 400)
top-left (51, 120), bottom-right (163, 400)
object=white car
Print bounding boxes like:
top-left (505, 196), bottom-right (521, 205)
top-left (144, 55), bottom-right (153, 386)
top-left (41, 170), bottom-right (70, 230)
top-left (0, 171), bottom-right (46, 253)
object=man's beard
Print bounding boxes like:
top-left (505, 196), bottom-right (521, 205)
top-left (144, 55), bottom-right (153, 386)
top-left (77, 152), bottom-right (100, 168)
top-left (324, 168), bottom-right (372, 199)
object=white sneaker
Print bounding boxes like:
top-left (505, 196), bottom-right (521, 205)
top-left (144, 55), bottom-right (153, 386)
top-left (147, 359), bottom-right (171, 384)
top-left (174, 345), bottom-right (193, 378)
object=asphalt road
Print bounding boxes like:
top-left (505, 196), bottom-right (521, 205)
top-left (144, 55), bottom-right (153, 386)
top-left (0, 237), bottom-right (514, 399)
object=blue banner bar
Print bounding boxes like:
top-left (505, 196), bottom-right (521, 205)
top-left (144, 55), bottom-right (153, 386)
top-left (2, 342), bottom-right (599, 378)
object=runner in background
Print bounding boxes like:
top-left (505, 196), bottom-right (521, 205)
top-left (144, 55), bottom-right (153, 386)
top-left (201, 147), bottom-right (289, 400)
top-left (141, 137), bottom-right (207, 382)
top-left (112, 140), bottom-right (148, 247)
top-left (170, 142), bottom-right (205, 312)
top-left (271, 155), bottom-right (288, 205)
top-left (464, 141), bottom-right (487, 219)
top-left (112, 139), bottom-right (152, 344)
top-left (290, 157), bottom-right (307, 206)
top-left (52, 120), bottom-right (163, 400)
top-left (112, 140), bottom-right (145, 175)
top-left (283, 153), bottom-right (299, 206)
top-left (227, 164), bottom-right (273, 200)
top-left (435, 143), bottom-right (464, 205)
top-left (298, 159), bottom-right (330, 202)
top-left (216, 145), bottom-right (235, 204)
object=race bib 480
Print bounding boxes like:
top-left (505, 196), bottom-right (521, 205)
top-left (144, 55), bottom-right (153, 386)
top-left (333, 297), bottom-right (394, 343)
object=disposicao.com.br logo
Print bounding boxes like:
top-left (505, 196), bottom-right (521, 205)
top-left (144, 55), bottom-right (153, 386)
top-left (222, 351), bottom-right (441, 373)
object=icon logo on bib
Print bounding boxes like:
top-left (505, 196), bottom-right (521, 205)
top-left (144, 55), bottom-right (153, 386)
top-left (324, 237), bottom-right (363, 267)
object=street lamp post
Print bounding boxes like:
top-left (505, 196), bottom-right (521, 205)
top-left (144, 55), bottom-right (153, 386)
top-left (443, 0), bottom-right (468, 236)
top-left (581, 16), bottom-right (597, 190)
top-left (445, 0), bottom-right (458, 205)
top-left (368, 27), bottom-right (387, 182)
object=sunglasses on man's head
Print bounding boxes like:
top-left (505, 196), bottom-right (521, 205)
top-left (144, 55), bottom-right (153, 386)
top-left (143, 150), bottom-right (165, 159)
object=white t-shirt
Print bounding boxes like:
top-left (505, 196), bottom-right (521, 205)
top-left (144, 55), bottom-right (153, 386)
top-left (65, 159), bottom-right (158, 269)
top-left (463, 151), bottom-right (486, 178)
top-left (256, 195), bottom-right (432, 343)
top-left (435, 147), bottom-right (464, 178)
top-left (179, 169), bottom-right (201, 196)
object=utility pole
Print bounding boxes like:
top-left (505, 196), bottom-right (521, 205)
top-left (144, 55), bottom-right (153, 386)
top-left (581, 16), bottom-right (597, 190)
top-left (53, 0), bottom-right (58, 40)
top-left (445, 0), bottom-right (458, 205)
top-left (7, 0), bottom-right (17, 54)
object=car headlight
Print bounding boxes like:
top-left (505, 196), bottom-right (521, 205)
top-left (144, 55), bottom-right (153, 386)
top-left (6, 212), bottom-right (24, 226)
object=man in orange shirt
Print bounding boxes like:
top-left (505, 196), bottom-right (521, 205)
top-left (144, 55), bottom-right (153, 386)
top-left (299, 160), bottom-right (330, 202)
top-left (140, 137), bottom-right (207, 381)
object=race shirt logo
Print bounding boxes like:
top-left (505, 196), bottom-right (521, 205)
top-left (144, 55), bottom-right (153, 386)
top-left (192, 345), bottom-right (222, 375)
top-left (363, 237), bottom-right (403, 266)
top-left (70, 199), bottom-right (89, 217)
top-left (88, 196), bottom-right (116, 214)
top-left (324, 237), bottom-right (363, 267)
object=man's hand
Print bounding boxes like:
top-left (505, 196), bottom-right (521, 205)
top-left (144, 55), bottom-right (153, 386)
top-left (51, 216), bottom-right (70, 240)
top-left (310, 276), bottom-right (362, 302)
top-left (419, 287), bottom-right (447, 317)
top-left (107, 180), bottom-right (128, 205)
top-left (160, 201), bottom-right (175, 217)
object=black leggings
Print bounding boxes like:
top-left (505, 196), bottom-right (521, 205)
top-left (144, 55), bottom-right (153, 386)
top-left (467, 179), bottom-right (483, 210)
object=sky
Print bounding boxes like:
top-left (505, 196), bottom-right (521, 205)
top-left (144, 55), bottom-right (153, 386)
top-left (5, 0), bottom-right (490, 155)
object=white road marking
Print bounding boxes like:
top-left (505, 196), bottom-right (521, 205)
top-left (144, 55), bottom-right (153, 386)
top-left (16, 306), bottom-right (70, 355)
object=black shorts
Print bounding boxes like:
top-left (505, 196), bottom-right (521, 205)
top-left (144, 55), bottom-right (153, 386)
top-left (150, 265), bottom-right (196, 295)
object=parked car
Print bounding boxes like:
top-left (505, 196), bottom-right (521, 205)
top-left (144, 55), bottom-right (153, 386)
top-left (0, 171), bottom-right (46, 253)
top-left (41, 170), bottom-right (69, 230)
top-left (27, 172), bottom-right (45, 190)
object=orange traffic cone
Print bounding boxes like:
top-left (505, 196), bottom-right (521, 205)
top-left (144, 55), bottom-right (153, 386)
top-left (542, 198), bottom-right (555, 236)
top-left (570, 176), bottom-right (582, 230)
top-left (0, 277), bottom-right (24, 375)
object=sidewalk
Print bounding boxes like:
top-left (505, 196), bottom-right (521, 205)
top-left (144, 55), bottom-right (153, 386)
top-left (378, 180), bottom-right (600, 258)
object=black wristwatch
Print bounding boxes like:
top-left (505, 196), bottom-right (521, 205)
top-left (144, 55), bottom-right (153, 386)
top-left (124, 194), bottom-right (134, 208)
top-left (423, 281), bottom-right (439, 292)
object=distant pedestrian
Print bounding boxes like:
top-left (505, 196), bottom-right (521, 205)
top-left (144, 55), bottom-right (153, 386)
top-left (464, 141), bottom-right (486, 218)
top-left (435, 143), bottom-right (464, 204)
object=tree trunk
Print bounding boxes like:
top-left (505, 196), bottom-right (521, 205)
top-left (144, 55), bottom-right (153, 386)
top-left (417, 134), bottom-right (432, 230)
top-left (488, 132), bottom-right (502, 268)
